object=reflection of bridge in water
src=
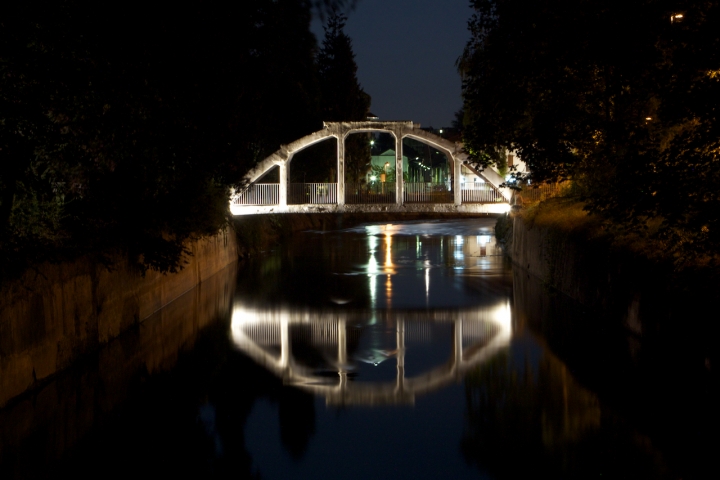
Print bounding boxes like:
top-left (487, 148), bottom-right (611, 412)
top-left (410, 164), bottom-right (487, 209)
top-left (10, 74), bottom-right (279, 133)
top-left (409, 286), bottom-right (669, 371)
top-left (231, 304), bottom-right (512, 406)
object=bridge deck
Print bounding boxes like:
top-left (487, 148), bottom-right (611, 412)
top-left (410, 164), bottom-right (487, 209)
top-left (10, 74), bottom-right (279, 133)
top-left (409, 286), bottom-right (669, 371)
top-left (230, 202), bottom-right (510, 216)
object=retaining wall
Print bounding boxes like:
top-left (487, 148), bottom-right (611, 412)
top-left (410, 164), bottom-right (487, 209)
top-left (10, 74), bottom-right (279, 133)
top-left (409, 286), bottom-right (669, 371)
top-left (507, 213), bottom-right (720, 359)
top-left (0, 230), bottom-right (238, 407)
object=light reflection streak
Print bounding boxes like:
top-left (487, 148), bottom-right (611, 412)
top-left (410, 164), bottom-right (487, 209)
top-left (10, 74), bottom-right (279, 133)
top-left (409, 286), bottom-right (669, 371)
top-left (384, 230), bottom-right (394, 306)
top-left (424, 259), bottom-right (430, 301)
top-left (367, 235), bottom-right (379, 308)
top-left (385, 232), bottom-right (393, 269)
top-left (453, 235), bottom-right (465, 262)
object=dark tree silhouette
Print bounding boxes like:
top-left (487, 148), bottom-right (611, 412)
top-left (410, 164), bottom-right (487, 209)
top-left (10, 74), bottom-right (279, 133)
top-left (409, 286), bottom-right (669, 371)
top-left (318, 10), bottom-right (372, 184)
top-left (0, 0), bottom-right (353, 277)
top-left (459, 0), bottom-right (720, 262)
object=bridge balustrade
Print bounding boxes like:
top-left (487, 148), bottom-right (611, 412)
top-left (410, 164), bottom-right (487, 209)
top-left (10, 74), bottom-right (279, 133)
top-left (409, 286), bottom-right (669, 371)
top-left (232, 183), bottom-right (280, 206)
top-left (404, 183), bottom-right (453, 203)
top-left (461, 183), bottom-right (504, 203)
top-left (512, 182), bottom-right (566, 205)
top-left (345, 182), bottom-right (396, 204)
top-left (289, 183), bottom-right (338, 205)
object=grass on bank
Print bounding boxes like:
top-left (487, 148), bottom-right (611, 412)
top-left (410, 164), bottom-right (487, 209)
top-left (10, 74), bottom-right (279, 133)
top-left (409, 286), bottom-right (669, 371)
top-left (507, 191), bottom-right (717, 269)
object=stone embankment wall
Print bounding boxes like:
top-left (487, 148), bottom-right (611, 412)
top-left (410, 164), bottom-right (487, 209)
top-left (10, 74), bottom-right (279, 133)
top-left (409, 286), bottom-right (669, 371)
top-left (0, 263), bottom-right (237, 471)
top-left (507, 214), bottom-right (668, 337)
top-left (506, 213), bottom-right (719, 361)
top-left (0, 230), bottom-right (238, 408)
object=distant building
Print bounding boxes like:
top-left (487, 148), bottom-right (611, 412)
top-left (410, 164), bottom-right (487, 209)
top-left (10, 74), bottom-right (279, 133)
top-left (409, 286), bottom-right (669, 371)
top-left (461, 149), bottom-right (528, 186)
top-left (368, 149), bottom-right (408, 182)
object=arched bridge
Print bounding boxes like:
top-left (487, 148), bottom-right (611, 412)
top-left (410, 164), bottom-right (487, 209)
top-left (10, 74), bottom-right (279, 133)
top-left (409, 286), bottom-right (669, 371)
top-left (230, 121), bottom-right (511, 215)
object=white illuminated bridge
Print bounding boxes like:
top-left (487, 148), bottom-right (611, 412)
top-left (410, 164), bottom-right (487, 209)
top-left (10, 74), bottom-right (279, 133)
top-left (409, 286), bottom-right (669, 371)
top-left (231, 121), bottom-right (512, 216)
top-left (231, 304), bottom-right (512, 406)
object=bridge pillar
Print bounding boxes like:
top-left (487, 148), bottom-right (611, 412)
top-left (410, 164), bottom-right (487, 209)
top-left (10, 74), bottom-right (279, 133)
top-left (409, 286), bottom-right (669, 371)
top-left (394, 130), bottom-right (404, 205)
top-left (453, 155), bottom-right (462, 206)
top-left (279, 161), bottom-right (289, 207)
top-left (337, 133), bottom-right (345, 205)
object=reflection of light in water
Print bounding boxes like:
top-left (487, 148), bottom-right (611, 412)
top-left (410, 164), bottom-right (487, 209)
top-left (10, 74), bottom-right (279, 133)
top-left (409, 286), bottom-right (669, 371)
top-left (384, 232), bottom-right (393, 306)
top-left (229, 303), bottom-right (513, 406)
top-left (424, 259), bottom-right (430, 299)
top-left (453, 235), bottom-right (464, 261)
top-left (416, 235), bottom-right (421, 256)
top-left (491, 300), bottom-right (512, 333)
top-left (368, 234), bottom-right (379, 255)
top-left (367, 235), bottom-right (379, 308)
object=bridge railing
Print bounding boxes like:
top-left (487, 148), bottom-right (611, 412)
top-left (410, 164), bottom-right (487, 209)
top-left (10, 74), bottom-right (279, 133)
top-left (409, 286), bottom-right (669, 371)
top-left (461, 183), bottom-right (504, 203)
top-left (232, 183), bottom-right (280, 206)
top-left (512, 181), bottom-right (568, 206)
top-left (345, 182), bottom-right (396, 204)
top-left (289, 183), bottom-right (338, 205)
top-left (404, 183), bottom-right (453, 203)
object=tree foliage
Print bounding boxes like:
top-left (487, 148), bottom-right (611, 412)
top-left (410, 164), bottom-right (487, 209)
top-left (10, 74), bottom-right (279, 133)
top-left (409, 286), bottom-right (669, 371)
top-left (460, 0), bottom-right (720, 261)
top-left (0, 0), bottom-right (354, 277)
top-left (318, 10), bottom-right (371, 184)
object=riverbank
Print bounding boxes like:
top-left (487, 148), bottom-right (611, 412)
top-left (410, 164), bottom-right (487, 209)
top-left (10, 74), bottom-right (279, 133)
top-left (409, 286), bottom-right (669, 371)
top-left (0, 230), bottom-right (238, 408)
top-left (500, 198), bottom-right (719, 369)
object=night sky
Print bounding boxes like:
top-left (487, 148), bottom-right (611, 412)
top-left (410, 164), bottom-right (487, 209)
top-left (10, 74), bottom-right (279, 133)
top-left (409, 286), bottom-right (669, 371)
top-left (311, 0), bottom-right (473, 129)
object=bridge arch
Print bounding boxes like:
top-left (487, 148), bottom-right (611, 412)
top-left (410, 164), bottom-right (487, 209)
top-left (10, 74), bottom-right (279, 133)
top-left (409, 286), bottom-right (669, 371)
top-left (233, 121), bottom-right (511, 215)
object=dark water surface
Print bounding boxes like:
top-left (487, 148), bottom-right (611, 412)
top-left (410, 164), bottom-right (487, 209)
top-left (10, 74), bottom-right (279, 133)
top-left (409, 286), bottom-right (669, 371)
top-left (1, 218), bottom-right (717, 479)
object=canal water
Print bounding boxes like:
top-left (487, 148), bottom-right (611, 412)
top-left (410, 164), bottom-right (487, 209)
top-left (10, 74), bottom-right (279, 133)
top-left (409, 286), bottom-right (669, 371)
top-left (1, 218), bottom-right (717, 479)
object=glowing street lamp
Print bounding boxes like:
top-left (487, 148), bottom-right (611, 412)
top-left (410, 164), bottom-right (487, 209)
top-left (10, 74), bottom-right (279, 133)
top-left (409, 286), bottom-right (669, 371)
top-left (671, 13), bottom-right (684, 23)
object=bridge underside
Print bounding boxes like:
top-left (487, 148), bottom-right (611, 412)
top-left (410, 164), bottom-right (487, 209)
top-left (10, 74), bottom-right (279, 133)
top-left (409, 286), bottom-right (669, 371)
top-left (230, 202), bottom-right (510, 216)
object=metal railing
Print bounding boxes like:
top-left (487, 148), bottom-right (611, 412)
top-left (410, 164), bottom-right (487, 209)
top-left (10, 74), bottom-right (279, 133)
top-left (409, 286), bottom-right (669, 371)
top-left (404, 183), bottom-right (453, 203)
top-left (233, 183), bottom-right (280, 206)
top-left (289, 183), bottom-right (338, 205)
top-left (461, 183), bottom-right (504, 203)
top-left (345, 182), bottom-right (396, 204)
top-left (511, 182), bottom-right (567, 206)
